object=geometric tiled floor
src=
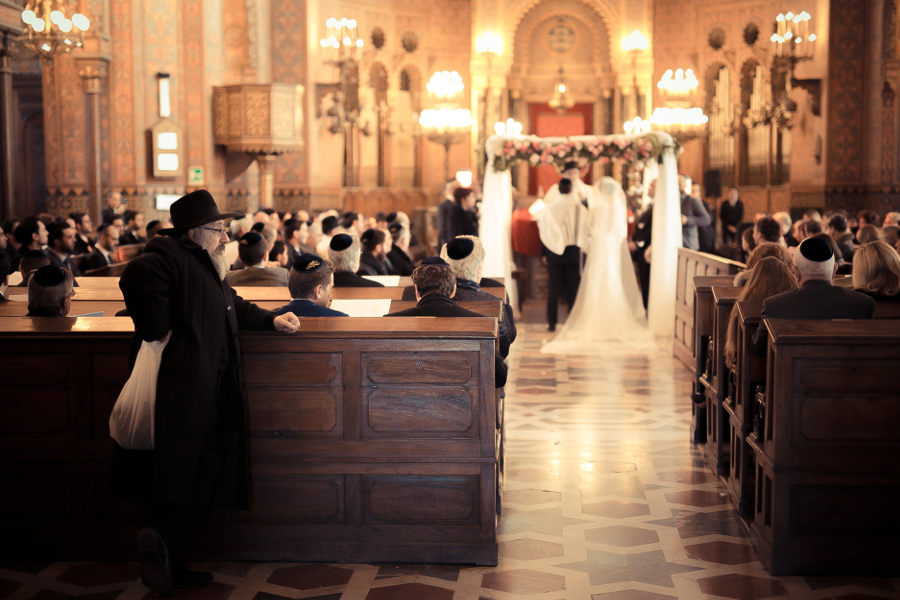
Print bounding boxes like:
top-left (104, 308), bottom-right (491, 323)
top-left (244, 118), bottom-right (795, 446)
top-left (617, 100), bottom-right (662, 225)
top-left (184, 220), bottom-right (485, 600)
top-left (2, 322), bottom-right (899, 600)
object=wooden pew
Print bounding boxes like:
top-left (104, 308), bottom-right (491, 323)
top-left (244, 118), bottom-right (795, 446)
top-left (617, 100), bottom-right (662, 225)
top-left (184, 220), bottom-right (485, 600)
top-left (688, 275), bottom-right (736, 445)
top-left (674, 248), bottom-right (744, 369)
top-left (747, 319), bottom-right (900, 576)
top-left (0, 316), bottom-right (502, 565)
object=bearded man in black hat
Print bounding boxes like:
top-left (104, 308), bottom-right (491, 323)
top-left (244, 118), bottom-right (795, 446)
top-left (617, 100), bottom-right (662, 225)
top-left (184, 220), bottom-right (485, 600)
top-left (117, 189), bottom-right (301, 597)
top-left (751, 236), bottom-right (874, 357)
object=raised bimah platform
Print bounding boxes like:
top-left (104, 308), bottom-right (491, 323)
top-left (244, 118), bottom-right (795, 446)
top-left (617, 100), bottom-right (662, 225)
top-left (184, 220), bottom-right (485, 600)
top-left (0, 316), bottom-right (502, 565)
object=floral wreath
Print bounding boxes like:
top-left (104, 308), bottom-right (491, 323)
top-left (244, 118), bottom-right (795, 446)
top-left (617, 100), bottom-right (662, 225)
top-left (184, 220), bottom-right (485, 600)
top-left (488, 133), bottom-right (681, 173)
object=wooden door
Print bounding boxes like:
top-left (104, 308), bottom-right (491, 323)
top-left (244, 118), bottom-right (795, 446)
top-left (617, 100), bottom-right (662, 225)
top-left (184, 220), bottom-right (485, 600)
top-left (528, 103), bottom-right (593, 196)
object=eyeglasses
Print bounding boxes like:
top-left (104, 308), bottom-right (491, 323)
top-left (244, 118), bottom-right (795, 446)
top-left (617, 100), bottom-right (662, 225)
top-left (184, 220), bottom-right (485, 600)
top-left (201, 227), bottom-right (228, 236)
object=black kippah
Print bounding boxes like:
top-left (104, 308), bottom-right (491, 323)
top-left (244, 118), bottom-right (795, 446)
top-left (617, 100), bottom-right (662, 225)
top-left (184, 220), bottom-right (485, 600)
top-left (321, 215), bottom-right (339, 233)
top-left (360, 229), bottom-right (375, 244)
top-left (388, 222), bottom-right (402, 234)
top-left (558, 178), bottom-right (573, 195)
top-left (420, 256), bottom-right (450, 267)
top-left (563, 161), bottom-right (579, 171)
top-left (293, 253), bottom-right (324, 272)
top-left (240, 231), bottom-right (263, 247)
top-left (799, 237), bottom-right (833, 262)
top-left (446, 237), bottom-right (475, 260)
top-left (250, 222), bottom-right (265, 233)
top-left (330, 233), bottom-right (353, 251)
top-left (342, 211), bottom-right (355, 220)
top-left (33, 265), bottom-right (66, 287)
top-left (23, 249), bottom-right (47, 259)
top-left (386, 212), bottom-right (398, 223)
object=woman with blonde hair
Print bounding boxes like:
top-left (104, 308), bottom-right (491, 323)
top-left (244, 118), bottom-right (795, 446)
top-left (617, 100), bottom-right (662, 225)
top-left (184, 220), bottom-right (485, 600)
top-left (733, 242), bottom-right (792, 286)
top-left (856, 224), bottom-right (883, 245)
top-left (724, 257), bottom-right (798, 366)
top-left (852, 240), bottom-right (900, 300)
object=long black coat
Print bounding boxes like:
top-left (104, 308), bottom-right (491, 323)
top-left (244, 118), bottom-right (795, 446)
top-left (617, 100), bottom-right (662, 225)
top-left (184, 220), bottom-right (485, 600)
top-left (118, 235), bottom-right (276, 509)
top-left (387, 246), bottom-right (414, 276)
top-left (446, 205), bottom-right (479, 239)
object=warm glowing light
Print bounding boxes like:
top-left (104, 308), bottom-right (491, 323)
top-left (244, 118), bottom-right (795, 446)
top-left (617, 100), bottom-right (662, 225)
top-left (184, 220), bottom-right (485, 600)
top-left (650, 107), bottom-right (709, 127)
top-left (418, 108), bottom-right (474, 130)
top-left (621, 29), bottom-right (649, 53)
top-left (493, 118), bottom-right (523, 136)
top-left (49, 10), bottom-right (62, 24)
top-left (426, 71), bottom-right (465, 99)
top-left (21, 10), bottom-right (35, 24)
top-left (771, 8), bottom-right (815, 57)
top-left (32, 19), bottom-right (45, 32)
top-left (455, 170), bottom-right (473, 187)
top-left (72, 13), bottom-right (89, 30)
top-left (657, 68), bottom-right (699, 97)
top-left (623, 116), bottom-right (650, 134)
top-left (320, 16), bottom-right (362, 59)
top-left (476, 31), bottom-right (503, 55)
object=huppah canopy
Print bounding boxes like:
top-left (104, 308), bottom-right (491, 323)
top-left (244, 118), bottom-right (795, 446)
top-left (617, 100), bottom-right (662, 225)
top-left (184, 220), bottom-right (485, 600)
top-left (479, 131), bottom-right (682, 337)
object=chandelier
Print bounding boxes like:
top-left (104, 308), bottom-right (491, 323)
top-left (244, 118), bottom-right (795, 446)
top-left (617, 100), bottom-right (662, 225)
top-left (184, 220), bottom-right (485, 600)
top-left (20, 0), bottom-right (90, 60)
top-left (548, 67), bottom-right (574, 114)
top-left (319, 17), bottom-right (363, 63)
top-left (426, 71), bottom-right (465, 102)
top-left (649, 107), bottom-right (709, 142)
top-left (623, 116), bottom-right (651, 134)
top-left (657, 69), bottom-right (699, 98)
top-left (494, 118), bottom-right (523, 136)
top-left (771, 11), bottom-right (815, 57)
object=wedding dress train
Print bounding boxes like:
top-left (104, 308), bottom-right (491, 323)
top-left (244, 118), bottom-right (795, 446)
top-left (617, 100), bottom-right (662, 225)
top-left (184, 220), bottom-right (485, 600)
top-left (541, 177), bottom-right (653, 355)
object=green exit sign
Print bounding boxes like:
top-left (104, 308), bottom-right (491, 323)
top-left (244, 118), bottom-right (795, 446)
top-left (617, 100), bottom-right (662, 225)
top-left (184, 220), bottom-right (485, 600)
top-left (188, 166), bottom-right (204, 186)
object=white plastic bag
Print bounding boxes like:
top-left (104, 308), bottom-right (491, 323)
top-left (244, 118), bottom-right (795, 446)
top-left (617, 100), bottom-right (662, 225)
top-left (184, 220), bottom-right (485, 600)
top-left (109, 332), bottom-right (171, 450)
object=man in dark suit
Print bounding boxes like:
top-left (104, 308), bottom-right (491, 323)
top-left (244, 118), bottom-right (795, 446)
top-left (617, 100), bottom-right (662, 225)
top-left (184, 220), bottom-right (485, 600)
top-left (69, 211), bottom-right (95, 256)
top-left (752, 237), bottom-right (875, 356)
top-left (45, 221), bottom-right (82, 277)
top-left (437, 178), bottom-right (460, 248)
top-left (0, 255), bottom-right (10, 302)
top-left (388, 257), bottom-right (507, 387)
top-left (83, 224), bottom-right (119, 272)
top-left (224, 232), bottom-right (289, 287)
top-left (283, 218), bottom-right (316, 266)
top-left (328, 233), bottom-right (385, 287)
top-left (630, 181), bottom-right (654, 311)
top-left (119, 210), bottom-right (147, 246)
top-left (274, 254), bottom-right (347, 317)
top-left (386, 222), bottom-right (414, 276)
top-left (824, 213), bottom-right (855, 262)
top-left (719, 186), bottom-right (745, 245)
top-left (357, 228), bottom-right (390, 276)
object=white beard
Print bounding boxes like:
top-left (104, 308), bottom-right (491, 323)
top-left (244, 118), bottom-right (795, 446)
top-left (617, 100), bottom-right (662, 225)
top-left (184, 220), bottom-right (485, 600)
top-left (209, 245), bottom-right (229, 280)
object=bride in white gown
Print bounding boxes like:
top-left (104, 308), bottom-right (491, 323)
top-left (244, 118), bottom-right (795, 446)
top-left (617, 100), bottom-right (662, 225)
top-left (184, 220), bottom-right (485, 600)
top-left (541, 177), bottom-right (651, 354)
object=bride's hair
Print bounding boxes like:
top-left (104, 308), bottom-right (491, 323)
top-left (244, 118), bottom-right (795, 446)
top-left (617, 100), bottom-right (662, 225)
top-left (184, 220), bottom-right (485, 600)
top-left (596, 177), bottom-right (625, 200)
top-left (724, 257), bottom-right (797, 366)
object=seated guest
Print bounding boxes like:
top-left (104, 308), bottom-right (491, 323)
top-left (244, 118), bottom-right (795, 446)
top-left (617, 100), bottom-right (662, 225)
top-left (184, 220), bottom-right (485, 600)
top-left (811, 232), bottom-right (849, 274)
top-left (274, 254), bottom-right (347, 317)
top-left (13, 215), bottom-right (48, 271)
top-left (386, 222), bottom-right (414, 276)
top-left (357, 228), bottom-right (390, 276)
top-left (283, 218), bottom-right (316, 264)
top-left (69, 212), bottom-right (95, 255)
top-left (26, 265), bottom-right (74, 317)
top-left (447, 187), bottom-right (479, 239)
top-left (739, 227), bottom-right (757, 263)
top-left (15, 250), bottom-right (51, 287)
top-left (882, 225), bottom-right (899, 250)
top-left (752, 237), bottom-right (875, 356)
top-left (316, 215), bottom-right (340, 257)
top-left (851, 241), bottom-right (900, 301)
top-left (391, 211), bottom-right (420, 248)
top-left (824, 213), bottom-right (855, 261)
top-left (269, 240), bottom-right (289, 268)
top-left (724, 257), bottom-right (797, 366)
top-left (145, 219), bottom-right (169, 241)
top-left (388, 257), bottom-right (507, 387)
top-left (101, 190), bottom-right (125, 221)
top-left (224, 232), bottom-right (289, 286)
top-left (45, 220), bottom-right (82, 277)
top-left (772, 211), bottom-right (797, 247)
top-left (329, 233), bottom-right (384, 287)
top-left (884, 212), bottom-right (900, 227)
top-left (119, 210), bottom-right (146, 245)
top-left (795, 218), bottom-right (822, 244)
top-left (753, 216), bottom-right (783, 246)
top-left (84, 223), bottom-right (119, 271)
top-left (0, 255), bottom-right (10, 301)
top-left (733, 242), bottom-right (792, 286)
top-left (858, 209), bottom-right (880, 227)
top-left (443, 235), bottom-right (517, 356)
top-left (856, 224), bottom-right (882, 245)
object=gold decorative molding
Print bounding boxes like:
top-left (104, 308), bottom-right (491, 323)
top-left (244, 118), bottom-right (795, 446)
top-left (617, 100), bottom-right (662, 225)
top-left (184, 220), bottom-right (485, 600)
top-left (213, 83), bottom-right (305, 154)
top-left (76, 58), bottom-right (109, 94)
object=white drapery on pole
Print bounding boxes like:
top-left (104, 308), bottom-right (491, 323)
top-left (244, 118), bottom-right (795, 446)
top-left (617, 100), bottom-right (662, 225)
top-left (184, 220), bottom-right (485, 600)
top-left (481, 132), bottom-right (680, 337)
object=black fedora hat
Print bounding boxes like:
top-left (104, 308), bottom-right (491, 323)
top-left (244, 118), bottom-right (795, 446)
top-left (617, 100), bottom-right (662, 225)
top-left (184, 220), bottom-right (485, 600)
top-left (158, 190), bottom-right (243, 235)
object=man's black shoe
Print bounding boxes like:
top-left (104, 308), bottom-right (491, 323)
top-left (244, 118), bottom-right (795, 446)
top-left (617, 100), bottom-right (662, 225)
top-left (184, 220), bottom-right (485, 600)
top-left (172, 562), bottom-right (214, 589)
top-left (137, 528), bottom-right (173, 598)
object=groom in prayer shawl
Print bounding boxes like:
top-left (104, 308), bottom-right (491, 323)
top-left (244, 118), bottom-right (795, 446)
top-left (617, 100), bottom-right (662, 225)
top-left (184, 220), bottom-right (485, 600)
top-left (536, 177), bottom-right (591, 331)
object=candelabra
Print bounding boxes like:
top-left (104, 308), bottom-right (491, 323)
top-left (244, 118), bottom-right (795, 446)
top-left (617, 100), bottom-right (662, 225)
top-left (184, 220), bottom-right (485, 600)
top-left (623, 116), bottom-right (650, 135)
top-left (494, 118), bottom-right (523, 136)
top-left (548, 67), bottom-right (574, 114)
top-left (657, 68), bottom-right (699, 99)
top-left (419, 107), bottom-right (473, 181)
top-left (649, 107), bottom-right (709, 142)
top-left (621, 30), bottom-right (649, 117)
top-left (20, 0), bottom-right (90, 60)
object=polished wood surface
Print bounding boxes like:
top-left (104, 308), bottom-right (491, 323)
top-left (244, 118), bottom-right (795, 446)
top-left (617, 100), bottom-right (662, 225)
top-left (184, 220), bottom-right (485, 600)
top-left (0, 316), bottom-right (501, 564)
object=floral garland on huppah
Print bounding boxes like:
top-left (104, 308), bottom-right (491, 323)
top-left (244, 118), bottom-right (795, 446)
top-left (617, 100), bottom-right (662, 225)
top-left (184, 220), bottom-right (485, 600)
top-left (488, 133), bottom-right (680, 173)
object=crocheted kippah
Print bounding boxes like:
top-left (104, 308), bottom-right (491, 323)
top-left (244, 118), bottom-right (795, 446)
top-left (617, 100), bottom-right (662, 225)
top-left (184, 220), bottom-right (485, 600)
top-left (293, 253), bottom-right (324, 272)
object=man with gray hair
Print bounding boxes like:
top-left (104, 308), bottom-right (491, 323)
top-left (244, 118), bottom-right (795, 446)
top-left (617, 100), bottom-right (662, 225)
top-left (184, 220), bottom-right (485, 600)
top-left (884, 211), bottom-right (900, 228)
top-left (328, 233), bottom-right (384, 287)
top-left (752, 236), bottom-right (874, 357)
top-left (26, 265), bottom-right (74, 316)
top-left (386, 222), bottom-right (414, 276)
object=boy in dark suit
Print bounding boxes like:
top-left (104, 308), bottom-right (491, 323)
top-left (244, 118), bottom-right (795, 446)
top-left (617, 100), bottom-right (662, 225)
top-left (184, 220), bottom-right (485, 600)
top-left (275, 254), bottom-right (347, 317)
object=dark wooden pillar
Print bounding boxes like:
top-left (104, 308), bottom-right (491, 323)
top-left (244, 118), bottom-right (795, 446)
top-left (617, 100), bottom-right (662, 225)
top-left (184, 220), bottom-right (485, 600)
top-left (0, 32), bottom-right (16, 221)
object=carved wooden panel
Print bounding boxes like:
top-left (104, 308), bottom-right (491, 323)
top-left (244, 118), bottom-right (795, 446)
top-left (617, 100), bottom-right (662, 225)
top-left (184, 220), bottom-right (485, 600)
top-left (799, 396), bottom-right (899, 442)
top-left (361, 475), bottom-right (479, 525)
top-left (2, 356), bottom-right (71, 385)
top-left (237, 475), bottom-right (346, 523)
top-left (92, 354), bottom-right (129, 439)
top-left (827, 0), bottom-right (867, 185)
top-left (362, 352), bottom-right (475, 385)
top-left (245, 389), bottom-right (342, 436)
top-left (789, 485), bottom-right (900, 537)
top-left (364, 388), bottom-right (476, 435)
top-left (242, 352), bottom-right (339, 385)
top-left (0, 390), bottom-right (71, 433)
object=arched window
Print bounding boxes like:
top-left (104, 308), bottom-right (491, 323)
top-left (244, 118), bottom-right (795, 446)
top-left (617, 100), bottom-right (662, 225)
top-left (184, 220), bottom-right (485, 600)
top-left (708, 66), bottom-right (735, 187)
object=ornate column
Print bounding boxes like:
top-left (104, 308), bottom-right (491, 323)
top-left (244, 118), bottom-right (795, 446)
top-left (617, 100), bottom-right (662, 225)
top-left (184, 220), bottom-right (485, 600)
top-left (0, 32), bottom-right (15, 221)
top-left (257, 154), bottom-right (277, 209)
top-left (77, 59), bottom-right (109, 227)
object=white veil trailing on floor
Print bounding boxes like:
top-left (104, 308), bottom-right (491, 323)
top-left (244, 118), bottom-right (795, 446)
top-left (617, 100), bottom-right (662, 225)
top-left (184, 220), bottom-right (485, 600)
top-left (480, 132), bottom-right (681, 338)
